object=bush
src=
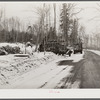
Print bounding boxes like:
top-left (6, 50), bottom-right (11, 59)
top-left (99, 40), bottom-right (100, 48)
top-left (0, 45), bottom-right (20, 54)
top-left (0, 49), bottom-right (8, 55)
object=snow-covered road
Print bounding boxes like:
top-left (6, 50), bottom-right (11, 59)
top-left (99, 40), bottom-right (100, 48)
top-left (0, 52), bottom-right (84, 89)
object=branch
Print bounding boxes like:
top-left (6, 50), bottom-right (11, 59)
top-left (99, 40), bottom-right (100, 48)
top-left (70, 8), bottom-right (84, 17)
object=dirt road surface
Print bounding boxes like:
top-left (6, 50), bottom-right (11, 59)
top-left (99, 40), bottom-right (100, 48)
top-left (1, 50), bottom-right (100, 89)
top-left (81, 50), bottom-right (100, 88)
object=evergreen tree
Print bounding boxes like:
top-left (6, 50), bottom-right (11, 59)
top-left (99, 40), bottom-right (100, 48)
top-left (60, 3), bottom-right (75, 45)
top-left (70, 19), bottom-right (79, 46)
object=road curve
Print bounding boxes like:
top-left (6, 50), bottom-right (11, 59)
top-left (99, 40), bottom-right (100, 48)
top-left (81, 50), bottom-right (100, 88)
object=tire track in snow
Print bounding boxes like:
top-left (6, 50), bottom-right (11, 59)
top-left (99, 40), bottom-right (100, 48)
top-left (13, 65), bottom-right (68, 88)
top-left (55, 58), bottom-right (84, 89)
top-left (39, 65), bottom-right (73, 89)
top-left (8, 58), bottom-right (65, 88)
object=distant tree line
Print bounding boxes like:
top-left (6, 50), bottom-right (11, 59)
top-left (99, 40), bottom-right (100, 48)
top-left (0, 28), bottom-right (37, 44)
top-left (0, 3), bottom-right (85, 50)
top-left (84, 33), bottom-right (100, 50)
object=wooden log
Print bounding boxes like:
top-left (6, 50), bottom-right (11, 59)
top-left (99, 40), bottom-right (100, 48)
top-left (14, 54), bottom-right (30, 57)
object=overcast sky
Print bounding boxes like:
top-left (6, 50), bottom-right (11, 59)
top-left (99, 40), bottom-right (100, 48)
top-left (0, 2), bottom-right (100, 34)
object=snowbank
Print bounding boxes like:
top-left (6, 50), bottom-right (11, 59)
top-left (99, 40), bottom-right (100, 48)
top-left (64, 51), bottom-right (84, 63)
top-left (0, 43), bottom-right (18, 47)
top-left (0, 52), bottom-right (58, 87)
top-left (89, 50), bottom-right (100, 56)
top-left (0, 43), bottom-right (85, 88)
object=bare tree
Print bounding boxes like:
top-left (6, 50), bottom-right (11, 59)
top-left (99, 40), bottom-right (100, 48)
top-left (0, 8), bottom-right (3, 22)
top-left (30, 3), bottom-right (50, 52)
top-left (53, 3), bottom-right (56, 32)
top-left (15, 17), bottom-right (20, 43)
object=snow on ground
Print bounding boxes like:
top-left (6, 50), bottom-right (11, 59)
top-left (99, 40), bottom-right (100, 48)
top-left (64, 51), bottom-right (84, 63)
top-left (0, 51), bottom-right (59, 87)
top-left (0, 56), bottom-right (74, 89)
top-left (0, 43), bottom-right (18, 47)
top-left (88, 49), bottom-right (100, 56)
top-left (0, 42), bottom-right (84, 89)
top-left (19, 52), bottom-right (83, 89)
top-left (0, 42), bottom-right (25, 47)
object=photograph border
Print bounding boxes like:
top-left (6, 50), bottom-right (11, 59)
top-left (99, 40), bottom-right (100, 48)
top-left (0, 0), bottom-right (100, 99)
